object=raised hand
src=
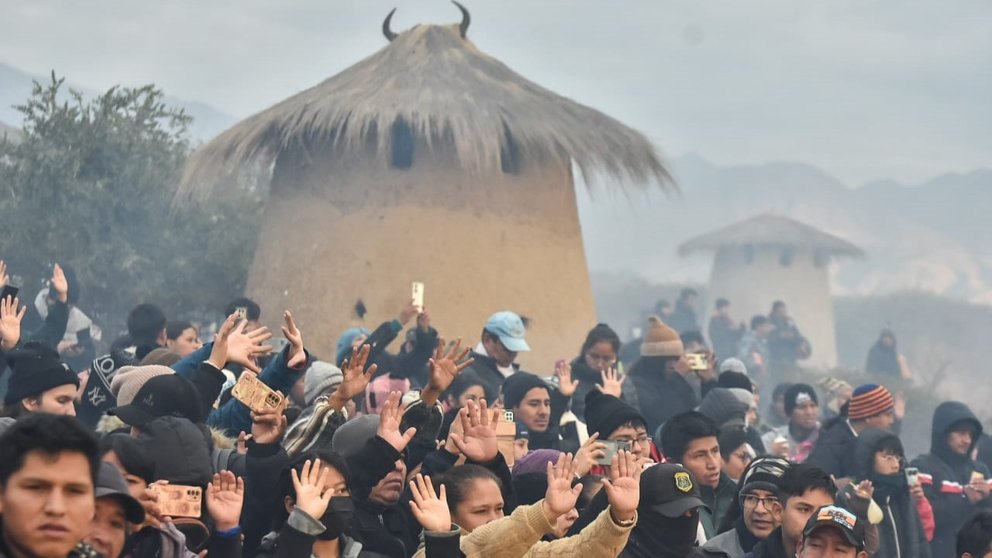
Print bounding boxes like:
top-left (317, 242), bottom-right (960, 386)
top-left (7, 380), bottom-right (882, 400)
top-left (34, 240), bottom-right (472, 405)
top-left (427, 338), bottom-right (474, 394)
top-left (206, 471), bottom-right (245, 531)
top-left (377, 390), bottom-right (417, 453)
top-left (449, 399), bottom-right (499, 463)
top-left (602, 450), bottom-right (641, 522)
top-left (409, 474), bottom-right (450, 532)
top-left (0, 296), bottom-right (26, 351)
top-left (398, 299), bottom-right (419, 326)
top-left (292, 459), bottom-right (335, 520)
top-left (596, 368), bottom-right (623, 398)
top-left (0, 260), bottom-right (7, 288)
top-left (51, 263), bottom-right (68, 303)
top-left (574, 433), bottom-right (607, 477)
top-left (225, 320), bottom-right (273, 373)
top-left (417, 310), bottom-right (432, 332)
top-left (555, 360), bottom-right (578, 398)
top-left (207, 314), bottom-right (238, 370)
top-left (329, 344), bottom-right (377, 409)
top-left (281, 311), bottom-right (306, 368)
top-left (250, 394), bottom-right (289, 445)
top-left (542, 453), bottom-right (582, 522)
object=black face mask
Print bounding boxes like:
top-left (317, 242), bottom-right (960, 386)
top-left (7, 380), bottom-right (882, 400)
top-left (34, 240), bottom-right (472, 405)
top-left (318, 497), bottom-right (356, 541)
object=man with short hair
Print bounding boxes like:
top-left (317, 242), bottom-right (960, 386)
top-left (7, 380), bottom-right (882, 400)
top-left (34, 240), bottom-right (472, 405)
top-left (956, 510), bottom-right (992, 558)
top-left (693, 457), bottom-right (790, 558)
top-left (501, 372), bottom-right (558, 450)
top-left (912, 401), bottom-right (992, 558)
top-left (584, 390), bottom-right (653, 462)
top-left (224, 297), bottom-right (262, 332)
top-left (737, 316), bottom-right (774, 379)
top-left (796, 506), bottom-right (868, 558)
top-left (83, 463), bottom-right (145, 558)
top-left (124, 303), bottom-right (167, 360)
top-left (746, 464), bottom-right (839, 558)
top-left (2, 343), bottom-right (79, 420)
top-left (669, 288), bottom-right (700, 334)
top-left (462, 311), bottom-right (531, 401)
top-left (762, 383), bottom-right (821, 463)
top-left (808, 383), bottom-right (897, 481)
top-left (0, 414), bottom-right (100, 558)
top-left (661, 411), bottom-right (736, 539)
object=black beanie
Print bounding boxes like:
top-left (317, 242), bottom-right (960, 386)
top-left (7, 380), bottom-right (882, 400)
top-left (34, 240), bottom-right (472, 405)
top-left (718, 371), bottom-right (753, 392)
top-left (584, 390), bottom-right (645, 438)
top-left (784, 383), bottom-right (819, 416)
top-left (698, 387), bottom-right (749, 428)
top-left (4, 342), bottom-right (79, 405)
top-left (501, 372), bottom-right (549, 410)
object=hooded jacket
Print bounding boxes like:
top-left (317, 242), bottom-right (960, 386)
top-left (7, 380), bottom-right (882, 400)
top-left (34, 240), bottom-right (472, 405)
top-left (806, 418), bottom-right (858, 479)
top-left (911, 401), bottom-right (991, 558)
top-left (838, 429), bottom-right (930, 558)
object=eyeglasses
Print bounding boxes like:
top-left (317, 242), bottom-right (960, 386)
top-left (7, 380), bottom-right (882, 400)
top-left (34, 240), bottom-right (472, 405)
top-left (613, 435), bottom-right (652, 447)
top-left (732, 451), bottom-right (754, 464)
top-left (741, 494), bottom-right (782, 512)
top-left (877, 452), bottom-right (903, 464)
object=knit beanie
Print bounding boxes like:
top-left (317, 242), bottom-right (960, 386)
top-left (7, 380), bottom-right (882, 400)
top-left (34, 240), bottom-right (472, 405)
top-left (739, 457), bottom-right (791, 498)
top-left (138, 348), bottom-right (182, 367)
top-left (697, 387), bottom-right (749, 428)
top-left (848, 384), bottom-right (895, 421)
top-left (784, 383), bottom-right (819, 416)
top-left (584, 390), bottom-right (646, 438)
top-left (512, 449), bottom-right (563, 476)
top-left (110, 365), bottom-right (174, 406)
top-left (640, 316), bottom-right (684, 357)
top-left (720, 358), bottom-right (748, 376)
top-left (729, 388), bottom-right (755, 411)
top-left (4, 343), bottom-right (79, 405)
top-left (718, 370), bottom-right (753, 392)
top-left (501, 372), bottom-right (549, 410)
top-left (304, 360), bottom-right (343, 406)
top-left (331, 415), bottom-right (380, 459)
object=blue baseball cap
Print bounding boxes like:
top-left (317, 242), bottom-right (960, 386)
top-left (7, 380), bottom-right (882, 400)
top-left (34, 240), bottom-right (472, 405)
top-left (485, 311), bottom-right (531, 353)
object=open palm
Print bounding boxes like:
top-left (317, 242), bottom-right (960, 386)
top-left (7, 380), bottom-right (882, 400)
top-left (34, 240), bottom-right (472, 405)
top-left (602, 450), bottom-right (642, 520)
top-left (428, 338), bottom-right (473, 393)
top-left (450, 400), bottom-right (499, 463)
top-left (206, 471), bottom-right (245, 531)
top-left (409, 474), bottom-right (450, 532)
top-left (543, 453), bottom-right (582, 519)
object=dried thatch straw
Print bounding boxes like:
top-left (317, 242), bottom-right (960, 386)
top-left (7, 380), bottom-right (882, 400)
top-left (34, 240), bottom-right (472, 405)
top-left (679, 214), bottom-right (865, 258)
top-left (178, 18), bottom-right (673, 202)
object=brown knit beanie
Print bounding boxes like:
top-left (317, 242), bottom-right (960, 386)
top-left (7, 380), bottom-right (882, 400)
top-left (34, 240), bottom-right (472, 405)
top-left (640, 316), bottom-right (684, 357)
top-left (110, 365), bottom-right (175, 406)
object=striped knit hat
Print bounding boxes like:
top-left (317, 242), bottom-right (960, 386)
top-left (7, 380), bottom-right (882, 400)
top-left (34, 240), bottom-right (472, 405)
top-left (848, 384), bottom-right (895, 421)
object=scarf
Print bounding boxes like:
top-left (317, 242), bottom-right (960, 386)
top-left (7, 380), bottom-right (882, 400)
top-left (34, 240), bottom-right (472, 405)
top-left (622, 510), bottom-right (698, 558)
top-left (735, 516), bottom-right (762, 553)
top-left (870, 472), bottom-right (908, 503)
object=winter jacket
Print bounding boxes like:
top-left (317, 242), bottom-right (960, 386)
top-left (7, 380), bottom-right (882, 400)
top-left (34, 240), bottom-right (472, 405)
top-left (708, 316), bottom-right (744, 362)
top-left (806, 418), bottom-right (858, 479)
top-left (669, 301), bottom-right (700, 334)
top-left (460, 351), bottom-right (518, 405)
top-left (699, 473), bottom-right (738, 539)
top-left (838, 428), bottom-right (931, 558)
top-left (693, 528), bottom-right (746, 558)
top-left (623, 366), bottom-right (708, 435)
top-left (743, 527), bottom-right (789, 558)
top-left (375, 325), bottom-right (438, 389)
top-left (242, 441), bottom-right (291, 557)
top-left (255, 508), bottom-right (362, 558)
top-left (566, 358), bottom-right (602, 422)
top-left (911, 402), bottom-right (992, 558)
top-left (347, 436), bottom-right (420, 558)
top-left (411, 503), bottom-right (634, 558)
top-left (736, 332), bottom-right (770, 378)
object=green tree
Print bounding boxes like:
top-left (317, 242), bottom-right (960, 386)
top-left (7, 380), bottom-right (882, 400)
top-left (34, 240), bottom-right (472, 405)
top-left (0, 74), bottom-right (260, 340)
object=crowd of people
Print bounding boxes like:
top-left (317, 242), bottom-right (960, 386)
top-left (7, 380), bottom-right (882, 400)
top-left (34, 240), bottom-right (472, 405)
top-left (0, 260), bottom-right (990, 558)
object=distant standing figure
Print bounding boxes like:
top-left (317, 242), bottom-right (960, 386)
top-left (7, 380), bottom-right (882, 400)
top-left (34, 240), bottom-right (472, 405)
top-left (865, 329), bottom-right (912, 380)
top-left (669, 288), bottom-right (700, 334)
top-left (767, 301), bottom-right (811, 374)
top-left (708, 298), bottom-right (745, 361)
top-left (738, 315), bottom-right (774, 380)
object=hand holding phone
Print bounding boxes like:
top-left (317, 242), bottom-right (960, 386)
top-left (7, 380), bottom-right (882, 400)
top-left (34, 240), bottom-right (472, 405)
top-left (411, 282), bottom-right (425, 313)
top-left (595, 440), bottom-right (632, 465)
top-left (232, 373), bottom-right (284, 413)
top-left (150, 484), bottom-right (202, 518)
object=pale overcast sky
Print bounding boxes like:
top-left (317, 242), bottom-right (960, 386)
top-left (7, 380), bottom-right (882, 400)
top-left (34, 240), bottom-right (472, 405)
top-left (1, 0), bottom-right (989, 185)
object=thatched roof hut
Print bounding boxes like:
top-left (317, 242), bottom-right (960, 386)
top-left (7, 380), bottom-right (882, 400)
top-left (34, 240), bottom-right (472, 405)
top-left (680, 214), bottom-right (863, 369)
top-left (181, 4), bottom-right (673, 367)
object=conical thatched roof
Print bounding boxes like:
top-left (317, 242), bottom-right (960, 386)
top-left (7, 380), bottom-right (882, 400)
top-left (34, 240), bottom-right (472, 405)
top-left (679, 214), bottom-right (865, 258)
top-left (178, 11), bottom-right (672, 200)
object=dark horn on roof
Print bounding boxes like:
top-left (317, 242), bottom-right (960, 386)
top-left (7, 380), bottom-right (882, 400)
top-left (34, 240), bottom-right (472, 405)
top-left (382, 8), bottom-right (398, 42)
top-left (452, 1), bottom-right (470, 38)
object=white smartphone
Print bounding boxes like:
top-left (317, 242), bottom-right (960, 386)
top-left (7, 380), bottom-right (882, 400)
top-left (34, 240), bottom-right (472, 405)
top-left (905, 467), bottom-right (920, 486)
top-left (411, 282), bottom-right (425, 312)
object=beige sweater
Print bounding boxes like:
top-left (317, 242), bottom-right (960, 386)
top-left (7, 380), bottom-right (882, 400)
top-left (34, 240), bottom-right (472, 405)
top-left (413, 500), bottom-right (636, 558)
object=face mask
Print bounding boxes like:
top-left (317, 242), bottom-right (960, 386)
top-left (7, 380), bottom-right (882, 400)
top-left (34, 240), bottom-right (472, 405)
top-left (318, 497), bottom-right (355, 541)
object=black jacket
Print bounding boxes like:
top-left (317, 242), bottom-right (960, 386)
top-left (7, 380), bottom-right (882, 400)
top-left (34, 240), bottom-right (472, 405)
top-left (744, 527), bottom-right (790, 558)
top-left (623, 364), bottom-right (711, 436)
top-left (806, 418), bottom-right (858, 479)
top-left (460, 352), bottom-right (517, 405)
top-left (911, 402), bottom-right (991, 558)
top-left (347, 436), bottom-right (419, 558)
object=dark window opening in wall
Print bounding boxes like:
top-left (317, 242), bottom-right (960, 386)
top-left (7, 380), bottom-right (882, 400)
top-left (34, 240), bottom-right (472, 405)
top-left (391, 118), bottom-right (414, 169)
top-left (779, 248), bottom-right (794, 267)
top-left (500, 121), bottom-right (522, 175)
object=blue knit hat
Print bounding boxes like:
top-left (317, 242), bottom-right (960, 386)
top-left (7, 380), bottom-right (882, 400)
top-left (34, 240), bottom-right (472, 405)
top-left (335, 327), bottom-right (371, 365)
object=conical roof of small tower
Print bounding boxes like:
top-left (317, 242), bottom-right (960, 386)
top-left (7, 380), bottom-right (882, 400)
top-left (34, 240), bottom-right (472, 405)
top-left (178, 6), bottom-right (673, 200)
top-left (679, 214), bottom-right (865, 258)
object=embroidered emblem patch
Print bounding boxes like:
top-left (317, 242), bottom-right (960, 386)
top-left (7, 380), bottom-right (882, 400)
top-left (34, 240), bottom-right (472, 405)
top-left (674, 471), bottom-right (693, 493)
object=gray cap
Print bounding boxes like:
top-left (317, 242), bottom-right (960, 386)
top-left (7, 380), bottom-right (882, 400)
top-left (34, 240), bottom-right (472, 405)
top-left (96, 462), bottom-right (146, 524)
top-left (331, 415), bottom-right (380, 459)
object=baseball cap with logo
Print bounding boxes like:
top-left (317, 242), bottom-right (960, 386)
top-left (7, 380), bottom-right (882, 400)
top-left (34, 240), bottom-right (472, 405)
top-left (107, 373), bottom-right (203, 427)
top-left (641, 463), bottom-right (708, 518)
top-left (802, 505), bottom-right (866, 550)
top-left (484, 311), bottom-right (530, 353)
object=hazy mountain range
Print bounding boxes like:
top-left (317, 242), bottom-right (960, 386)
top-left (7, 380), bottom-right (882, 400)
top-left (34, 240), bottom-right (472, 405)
top-left (577, 154), bottom-right (992, 304)
top-left (0, 62), bottom-right (236, 143)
